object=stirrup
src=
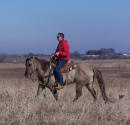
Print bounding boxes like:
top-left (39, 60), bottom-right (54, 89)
top-left (55, 84), bottom-right (64, 90)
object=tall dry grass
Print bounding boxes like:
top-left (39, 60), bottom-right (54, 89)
top-left (0, 78), bottom-right (129, 125)
top-left (0, 59), bottom-right (130, 125)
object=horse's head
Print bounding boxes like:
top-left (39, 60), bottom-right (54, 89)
top-left (25, 56), bottom-right (38, 79)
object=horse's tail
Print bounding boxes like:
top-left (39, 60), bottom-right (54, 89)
top-left (93, 67), bottom-right (108, 103)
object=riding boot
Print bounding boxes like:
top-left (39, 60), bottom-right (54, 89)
top-left (55, 80), bottom-right (59, 87)
top-left (55, 82), bottom-right (64, 90)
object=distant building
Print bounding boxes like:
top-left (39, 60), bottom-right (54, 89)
top-left (86, 48), bottom-right (116, 56)
top-left (123, 53), bottom-right (130, 56)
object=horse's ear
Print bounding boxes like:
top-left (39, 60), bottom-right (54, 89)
top-left (26, 56), bottom-right (30, 63)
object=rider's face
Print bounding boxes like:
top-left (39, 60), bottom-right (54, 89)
top-left (57, 35), bottom-right (63, 42)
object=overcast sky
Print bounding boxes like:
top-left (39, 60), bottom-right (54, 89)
top-left (0, 0), bottom-right (130, 54)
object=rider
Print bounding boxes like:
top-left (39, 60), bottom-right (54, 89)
top-left (51, 33), bottom-right (70, 89)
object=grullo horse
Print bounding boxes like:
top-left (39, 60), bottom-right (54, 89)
top-left (25, 56), bottom-right (108, 103)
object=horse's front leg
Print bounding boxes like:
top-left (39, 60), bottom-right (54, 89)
top-left (52, 88), bottom-right (58, 101)
top-left (37, 82), bottom-right (46, 97)
top-left (73, 82), bottom-right (83, 102)
top-left (47, 83), bottom-right (58, 101)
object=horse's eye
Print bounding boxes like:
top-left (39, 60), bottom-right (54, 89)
top-left (29, 64), bottom-right (32, 66)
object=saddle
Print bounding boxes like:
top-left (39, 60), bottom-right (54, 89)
top-left (60, 60), bottom-right (76, 73)
top-left (50, 56), bottom-right (76, 73)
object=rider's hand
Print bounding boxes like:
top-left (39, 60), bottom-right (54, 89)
top-left (51, 53), bottom-right (55, 58)
top-left (55, 52), bottom-right (59, 56)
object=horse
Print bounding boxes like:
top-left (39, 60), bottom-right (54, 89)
top-left (24, 56), bottom-right (108, 103)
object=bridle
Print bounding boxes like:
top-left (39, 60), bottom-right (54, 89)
top-left (46, 56), bottom-right (59, 84)
top-left (30, 68), bottom-right (37, 82)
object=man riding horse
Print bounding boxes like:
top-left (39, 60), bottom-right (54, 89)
top-left (51, 32), bottom-right (70, 89)
top-left (25, 33), bottom-right (108, 102)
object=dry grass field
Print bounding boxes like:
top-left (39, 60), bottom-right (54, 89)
top-left (0, 59), bottom-right (130, 125)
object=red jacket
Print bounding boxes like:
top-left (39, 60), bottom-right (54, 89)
top-left (53, 40), bottom-right (70, 61)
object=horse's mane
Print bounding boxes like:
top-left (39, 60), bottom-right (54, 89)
top-left (35, 57), bottom-right (50, 72)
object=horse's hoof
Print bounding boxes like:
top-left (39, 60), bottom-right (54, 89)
top-left (104, 98), bottom-right (109, 104)
top-left (35, 95), bottom-right (38, 98)
top-left (93, 98), bottom-right (97, 103)
top-left (55, 97), bottom-right (58, 101)
top-left (73, 98), bottom-right (77, 102)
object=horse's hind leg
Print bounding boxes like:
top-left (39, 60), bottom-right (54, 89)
top-left (85, 79), bottom-right (97, 100)
top-left (98, 81), bottom-right (108, 103)
top-left (73, 82), bottom-right (83, 102)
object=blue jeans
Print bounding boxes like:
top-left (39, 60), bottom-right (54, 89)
top-left (54, 60), bottom-right (68, 85)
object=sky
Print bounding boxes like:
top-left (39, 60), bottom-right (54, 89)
top-left (0, 0), bottom-right (130, 54)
